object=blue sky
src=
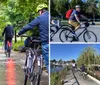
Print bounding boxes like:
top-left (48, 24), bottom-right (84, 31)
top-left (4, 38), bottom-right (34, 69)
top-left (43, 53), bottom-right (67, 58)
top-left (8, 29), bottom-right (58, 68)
top-left (50, 44), bottom-right (100, 61)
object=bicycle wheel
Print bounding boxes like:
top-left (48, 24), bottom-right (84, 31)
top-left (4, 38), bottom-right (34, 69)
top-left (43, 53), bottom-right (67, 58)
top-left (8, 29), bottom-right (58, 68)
top-left (50, 26), bottom-right (56, 36)
top-left (83, 73), bottom-right (87, 80)
top-left (24, 49), bottom-right (31, 85)
top-left (8, 46), bottom-right (11, 57)
top-left (8, 52), bottom-right (10, 57)
top-left (24, 75), bottom-right (28, 85)
top-left (32, 67), bottom-right (42, 85)
top-left (59, 29), bottom-right (73, 42)
top-left (6, 51), bottom-right (10, 57)
top-left (83, 31), bottom-right (97, 42)
top-left (23, 57), bottom-right (28, 85)
top-left (50, 26), bottom-right (58, 41)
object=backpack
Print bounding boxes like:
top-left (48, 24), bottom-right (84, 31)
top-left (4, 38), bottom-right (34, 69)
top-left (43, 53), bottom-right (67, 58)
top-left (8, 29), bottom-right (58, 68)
top-left (66, 9), bottom-right (73, 19)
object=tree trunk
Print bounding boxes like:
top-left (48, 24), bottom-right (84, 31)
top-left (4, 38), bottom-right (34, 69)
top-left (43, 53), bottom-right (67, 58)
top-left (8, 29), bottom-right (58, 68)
top-left (93, 12), bottom-right (95, 22)
top-left (15, 30), bottom-right (17, 43)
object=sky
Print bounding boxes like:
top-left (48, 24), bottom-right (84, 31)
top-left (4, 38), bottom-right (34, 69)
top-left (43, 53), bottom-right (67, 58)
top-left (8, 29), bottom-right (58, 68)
top-left (50, 44), bottom-right (100, 61)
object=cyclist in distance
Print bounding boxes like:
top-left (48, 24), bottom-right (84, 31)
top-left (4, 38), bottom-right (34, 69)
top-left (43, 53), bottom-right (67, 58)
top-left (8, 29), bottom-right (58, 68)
top-left (80, 64), bottom-right (86, 73)
top-left (18, 4), bottom-right (49, 72)
top-left (69, 5), bottom-right (88, 31)
top-left (72, 60), bottom-right (77, 72)
top-left (2, 22), bottom-right (14, 53)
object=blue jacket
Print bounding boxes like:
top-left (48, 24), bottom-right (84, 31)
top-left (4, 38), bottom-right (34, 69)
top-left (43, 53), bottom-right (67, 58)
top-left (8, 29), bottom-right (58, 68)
top-left (2, 25), bottom-right (14, 38)
top-left (69, 10), bottom-right (81, 21)
top-left (18, 11), bottom-right (49, 43)
top-left (81, 65), bottom-right (85, 72)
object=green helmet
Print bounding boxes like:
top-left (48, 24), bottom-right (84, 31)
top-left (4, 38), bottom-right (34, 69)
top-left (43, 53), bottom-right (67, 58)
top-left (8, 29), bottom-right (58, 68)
top-left (6, 22), bottom-right (12, 25)
top-left (36, 4), bottom-right (48, 12)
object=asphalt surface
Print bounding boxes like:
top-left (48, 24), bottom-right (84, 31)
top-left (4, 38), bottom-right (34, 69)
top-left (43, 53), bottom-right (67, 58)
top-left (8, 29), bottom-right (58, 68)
top-left (63, 70), bottom-right (99, 85)
top-left (0, 48), bottom-right (48, 85)
top-left (51, 25), bottom-right (100, 42)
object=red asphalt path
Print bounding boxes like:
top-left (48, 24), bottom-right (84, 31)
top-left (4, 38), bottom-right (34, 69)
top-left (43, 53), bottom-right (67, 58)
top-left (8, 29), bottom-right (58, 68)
top-left (6, 58), bottom-right (16, 85)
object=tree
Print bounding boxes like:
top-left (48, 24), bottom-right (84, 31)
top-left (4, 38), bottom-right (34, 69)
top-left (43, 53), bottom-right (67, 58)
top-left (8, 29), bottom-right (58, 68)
top-left (58, 59), bottom-right (63, 64)
top-left (51, 59), bottom-right (57, 64)
top-left (51, 0), bottom-right (69, 17)
top-left (77, 46), bottom-right (96, 66)
top-left (86, 0), bottom-right (98, 22)
top-left (0, 0), bottom-right (48, 37)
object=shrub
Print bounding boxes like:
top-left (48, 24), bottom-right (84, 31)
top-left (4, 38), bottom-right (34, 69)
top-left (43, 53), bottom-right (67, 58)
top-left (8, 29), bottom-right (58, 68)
top-left (50, 67), bottom-right (67, 85)
top-left (13, 41), bottom-right (24, 51)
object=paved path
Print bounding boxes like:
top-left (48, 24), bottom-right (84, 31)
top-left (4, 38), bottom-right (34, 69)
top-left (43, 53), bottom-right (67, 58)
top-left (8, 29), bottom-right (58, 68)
top-left (0, 48), bottom-right (48, 85)
top-left (51, 25), bottom-right (100, 42)
top-left (63, 70), bottom-right (99, 85)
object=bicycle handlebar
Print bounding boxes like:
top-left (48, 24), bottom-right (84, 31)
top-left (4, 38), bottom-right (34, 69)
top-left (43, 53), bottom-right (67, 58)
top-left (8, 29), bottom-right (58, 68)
top-left (16, 34), bottom-right (29, 37)
top-left (16, 35), bottom-right (41, 43)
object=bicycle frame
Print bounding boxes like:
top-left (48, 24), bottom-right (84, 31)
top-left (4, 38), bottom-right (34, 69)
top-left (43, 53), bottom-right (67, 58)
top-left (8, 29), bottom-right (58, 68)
top-left (76, 27), bottom-right (88, 38)
top-left (24, 42), bottom-right (42, 85)
top-left (50, 24), bottom-right (71, 40)
top-left (7, 41), bottom-right (11, 47)
top-left (27, 43), bottom-right (41, 70)
top-left (50, 25), bottom-right (61, 39)
top-left (5, 40), bottom-right (11, 57)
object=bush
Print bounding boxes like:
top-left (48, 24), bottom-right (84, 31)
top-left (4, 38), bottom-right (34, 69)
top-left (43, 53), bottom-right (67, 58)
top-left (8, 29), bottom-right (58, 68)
top-left (87, 71), bottom-right (100, 80)
top-left (50, 67), bottom-right (67, 85)
top-left (13, 41), bottom-right (24, 51)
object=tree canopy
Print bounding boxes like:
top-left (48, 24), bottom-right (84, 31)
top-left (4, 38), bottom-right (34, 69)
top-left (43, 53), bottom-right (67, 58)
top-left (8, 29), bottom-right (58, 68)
top-left (51, 0), bottom-right (100, 19)
top-left (0, 0), bottom-right (48, 36)
top-left (77, 46), bottom-right (100, 66)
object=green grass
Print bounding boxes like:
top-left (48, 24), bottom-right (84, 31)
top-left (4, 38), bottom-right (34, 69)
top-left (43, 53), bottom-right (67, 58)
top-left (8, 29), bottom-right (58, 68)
top-left (12, 41), bottom-right (24, 51)
top-left (50, 67), bottom-right (67, 85)
top-left (0, 42), bottom-right (3, 47)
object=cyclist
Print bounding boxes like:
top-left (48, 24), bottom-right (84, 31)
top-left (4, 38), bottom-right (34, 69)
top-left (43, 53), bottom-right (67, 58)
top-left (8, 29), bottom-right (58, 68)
top-left (80, 64), bottom-right (88, 79)
top-left (72, 60), bottom-right (77, 72)
top-left (69, 5), bottom-right (88, 31)
top-left (80, 64), bottom-right (86, 73)
top-left (2, 22), bottom-right (14, 53)
top-left (18, 4), bottom-right (49, 72)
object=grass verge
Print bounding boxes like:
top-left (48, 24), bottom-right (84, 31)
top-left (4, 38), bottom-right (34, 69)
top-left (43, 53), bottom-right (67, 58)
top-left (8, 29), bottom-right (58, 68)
top-left (50, 67), bottom-right (67, 85)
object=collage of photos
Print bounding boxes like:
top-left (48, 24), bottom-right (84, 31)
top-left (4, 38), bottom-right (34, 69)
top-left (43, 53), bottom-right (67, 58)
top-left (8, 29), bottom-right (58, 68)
top-left (0, 0), bottom-right (99, 85)
top-left (50, 0), bottom-right (100, 85)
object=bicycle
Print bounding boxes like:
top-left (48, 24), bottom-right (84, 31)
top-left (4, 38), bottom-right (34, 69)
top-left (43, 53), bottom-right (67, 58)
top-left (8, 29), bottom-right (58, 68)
top-left (79, 71), bottom-right (88, 80)
top-left (50, 24), bottom-right (71, 41)
top-left (23, 36), bottom-right (43, 85)
top-left (59, 22), bottom-right (97, 42)
top-left (5, 40), bottom-right (11, 57)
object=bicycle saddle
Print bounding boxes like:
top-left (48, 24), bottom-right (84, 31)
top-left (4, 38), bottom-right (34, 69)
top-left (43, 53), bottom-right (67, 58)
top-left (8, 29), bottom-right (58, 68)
top-left (30, 37), bottom-right (41, 43)
top-left (31, 39), bottom-right (41, 43)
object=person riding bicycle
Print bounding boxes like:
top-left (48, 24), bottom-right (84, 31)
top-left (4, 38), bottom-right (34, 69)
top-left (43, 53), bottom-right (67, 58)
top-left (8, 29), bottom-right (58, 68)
top-left (69, 5), bottom-right (88, 31)
top-left (18, 3), bottom-right (49, 72)
top-left (2, 22), bottom-right (14, 52)
top-left (72, 60), bottom-right (77, 72)
top-left (80, 64), bottom-right (87, 78)
top-left (80, 64), bottom-right (86, 73)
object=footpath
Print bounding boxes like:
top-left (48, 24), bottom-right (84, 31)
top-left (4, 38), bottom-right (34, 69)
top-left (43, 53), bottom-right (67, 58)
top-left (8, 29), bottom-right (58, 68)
top-left (63, 70), bottom-right (99, 85)
top-left (0, 48), bottom-right (48, 85)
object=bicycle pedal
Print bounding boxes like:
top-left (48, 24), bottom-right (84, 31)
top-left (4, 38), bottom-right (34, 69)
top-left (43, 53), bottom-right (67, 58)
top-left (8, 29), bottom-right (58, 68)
top-left (73, 36), bottom-right (78, 41)
top-left (30, 76), bottom-right (34, 81)
top-left (50, 38), bottom-right (53, 41)
top-left (22, 66), bottom-right (27, 72)
top-left (29, 73), bottom-right (34, 79)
